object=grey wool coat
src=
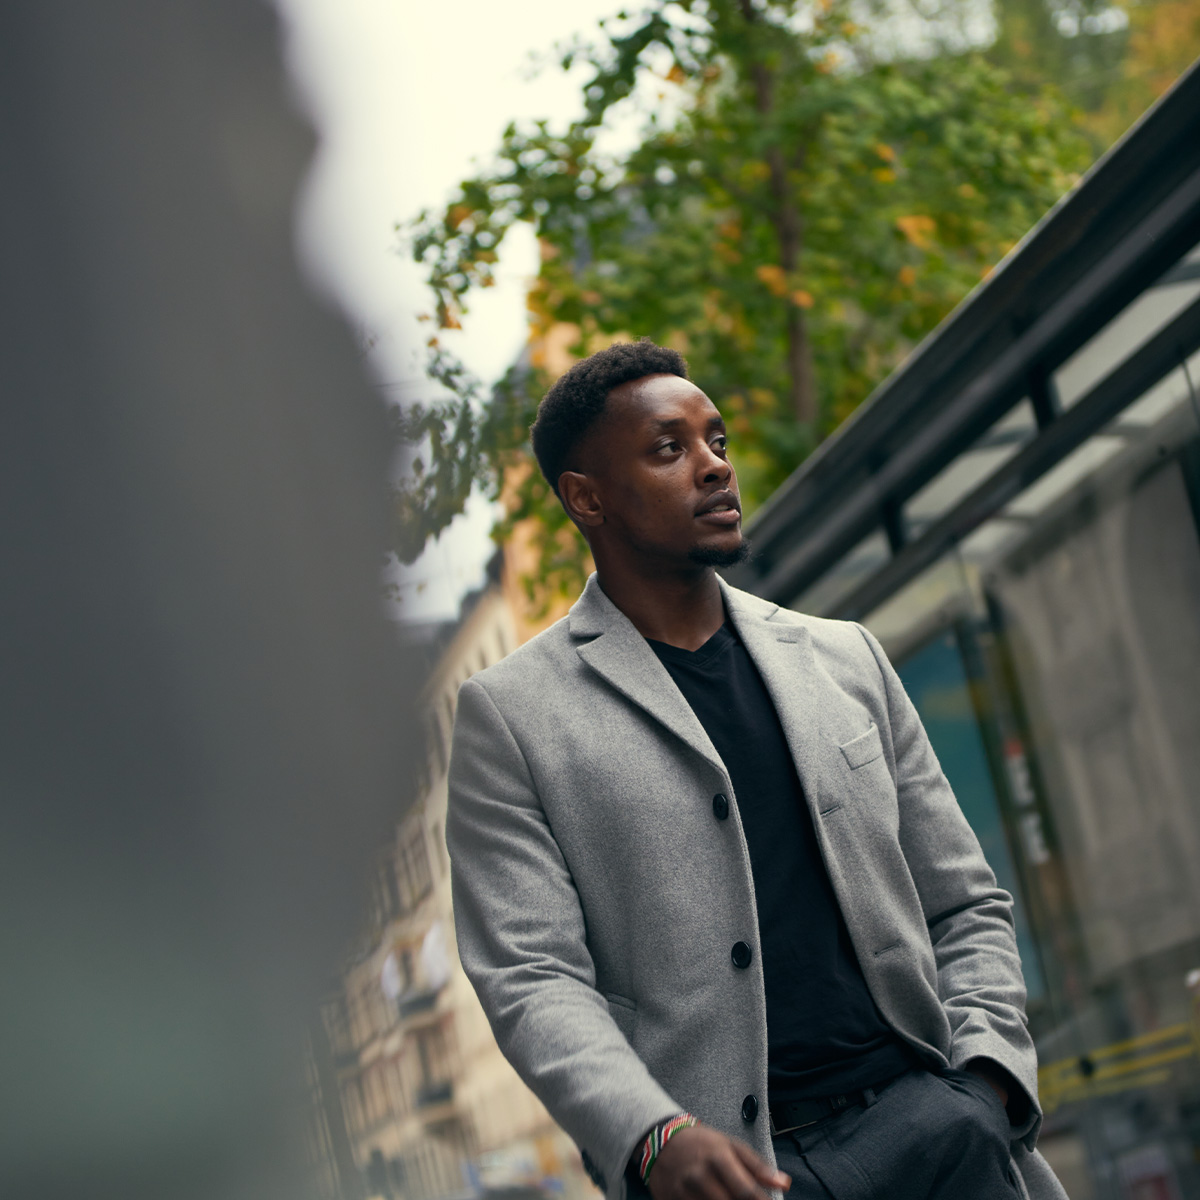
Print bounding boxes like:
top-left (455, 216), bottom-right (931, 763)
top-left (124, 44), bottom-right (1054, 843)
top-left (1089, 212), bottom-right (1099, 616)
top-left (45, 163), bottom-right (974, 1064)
top-left (446, 574), bottom-right (1066, 1200)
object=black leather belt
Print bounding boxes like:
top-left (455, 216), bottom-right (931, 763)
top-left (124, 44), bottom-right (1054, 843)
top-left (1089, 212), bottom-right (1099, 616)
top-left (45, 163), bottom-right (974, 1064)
top-left (768, 1071), bottom-right (907, 1136)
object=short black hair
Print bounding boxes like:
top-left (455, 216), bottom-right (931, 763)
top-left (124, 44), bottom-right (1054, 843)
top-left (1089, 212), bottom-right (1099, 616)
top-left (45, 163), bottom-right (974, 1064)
top-left (531, 338), bottom-right (689, 496)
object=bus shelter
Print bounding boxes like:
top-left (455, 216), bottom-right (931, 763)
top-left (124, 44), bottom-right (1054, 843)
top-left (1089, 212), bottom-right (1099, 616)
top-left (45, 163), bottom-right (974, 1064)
top-left (732, 58), bottom-right (1200, 1200)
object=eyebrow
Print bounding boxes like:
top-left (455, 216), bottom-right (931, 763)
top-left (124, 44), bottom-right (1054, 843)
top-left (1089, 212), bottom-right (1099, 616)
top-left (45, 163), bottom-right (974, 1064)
top-left (649, 415), bottom-right (727, 432)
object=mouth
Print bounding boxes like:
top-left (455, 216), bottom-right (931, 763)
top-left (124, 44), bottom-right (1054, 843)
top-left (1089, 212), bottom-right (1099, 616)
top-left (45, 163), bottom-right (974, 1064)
top-left (695, 490), bottom-right (742, 525)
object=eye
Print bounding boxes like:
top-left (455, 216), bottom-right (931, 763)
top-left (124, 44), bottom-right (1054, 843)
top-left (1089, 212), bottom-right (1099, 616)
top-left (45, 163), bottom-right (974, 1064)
top-left (711, 434), bottom-right (728, 454)
top-left (655, 439), bottom-right (682, 456)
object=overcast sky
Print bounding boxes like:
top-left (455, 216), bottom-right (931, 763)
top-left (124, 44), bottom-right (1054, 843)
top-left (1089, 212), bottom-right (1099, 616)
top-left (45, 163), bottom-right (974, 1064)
top-left (274, 0), bottom-right (622, 619)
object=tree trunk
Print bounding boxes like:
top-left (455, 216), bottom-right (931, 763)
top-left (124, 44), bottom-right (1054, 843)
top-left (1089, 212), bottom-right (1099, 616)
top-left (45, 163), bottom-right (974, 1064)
top-left (739, 0), bottom-right (819, 427)
top-left (785, 306), bottom-right (818, 425)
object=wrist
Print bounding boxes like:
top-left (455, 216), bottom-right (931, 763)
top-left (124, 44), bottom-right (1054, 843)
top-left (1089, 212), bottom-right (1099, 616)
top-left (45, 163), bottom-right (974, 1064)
top-left (634, 1113), bottom-right (698, 1185)
top-left (965, 1058), bottom-right (1015, 1111)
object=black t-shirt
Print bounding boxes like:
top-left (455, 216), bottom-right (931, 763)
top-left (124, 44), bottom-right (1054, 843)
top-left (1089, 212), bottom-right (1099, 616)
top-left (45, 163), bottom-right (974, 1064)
top-left (647, 622), bottom-right (915, 1104)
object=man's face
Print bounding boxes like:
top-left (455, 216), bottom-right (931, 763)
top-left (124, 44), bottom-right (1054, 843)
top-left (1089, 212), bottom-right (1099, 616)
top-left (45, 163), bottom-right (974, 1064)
top-left (565, 373), bottom-right (746, 571)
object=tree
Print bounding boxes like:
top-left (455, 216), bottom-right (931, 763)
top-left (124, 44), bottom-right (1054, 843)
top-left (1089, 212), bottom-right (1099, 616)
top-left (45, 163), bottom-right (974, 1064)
top-left (1081, 0), bottom-right (1200, 146)
top-left (397, 0), bottom-right (1091, 604)
top-left (986, 0), bottom-right (1200, 154)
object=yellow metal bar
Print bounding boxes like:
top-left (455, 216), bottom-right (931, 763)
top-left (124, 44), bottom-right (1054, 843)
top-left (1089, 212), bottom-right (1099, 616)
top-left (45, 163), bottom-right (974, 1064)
top-left (1042, 1069), bottom-right (1172, 1113)
top-left (1038, 1022), bottom-right (1193, 1081)
top-left (1091, 1043), bottom-right (1195, 1082)
top-left (1036, 1023), bottom-right (1198, 1114)
top-left (1087, 1023), bottom-right (1192, 1061)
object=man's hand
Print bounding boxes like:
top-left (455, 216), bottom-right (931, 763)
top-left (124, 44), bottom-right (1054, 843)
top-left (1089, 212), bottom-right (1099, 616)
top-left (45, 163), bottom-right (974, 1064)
top-left (647, 1124), bottom-right (791, 1200)
top-left (964, 1058), bottom-right (1011, 1111)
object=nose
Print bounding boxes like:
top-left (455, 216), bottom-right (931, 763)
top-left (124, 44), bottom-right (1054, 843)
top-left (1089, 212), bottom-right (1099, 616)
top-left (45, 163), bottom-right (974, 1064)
top-left (698, 442), bottom-right (732, 485)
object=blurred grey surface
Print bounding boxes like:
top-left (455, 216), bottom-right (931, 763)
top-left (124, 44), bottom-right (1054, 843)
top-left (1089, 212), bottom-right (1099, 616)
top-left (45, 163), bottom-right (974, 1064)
top-left (0, 5), bottom-right (416, 1197)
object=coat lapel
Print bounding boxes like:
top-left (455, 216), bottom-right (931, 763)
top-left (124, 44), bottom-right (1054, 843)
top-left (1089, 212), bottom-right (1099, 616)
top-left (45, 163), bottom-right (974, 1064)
top-left (720, 580), bottom-right (834, 819)
top-left (569, 575), bottom-right (726, 777)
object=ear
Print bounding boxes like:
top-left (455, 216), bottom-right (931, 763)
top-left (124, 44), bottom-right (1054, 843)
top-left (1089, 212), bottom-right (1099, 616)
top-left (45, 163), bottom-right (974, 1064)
top-left (559, 471), bottom-right (604, 528)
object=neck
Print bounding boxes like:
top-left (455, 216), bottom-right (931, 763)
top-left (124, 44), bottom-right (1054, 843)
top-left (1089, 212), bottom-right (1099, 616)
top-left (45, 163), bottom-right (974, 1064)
top-left (593, 554), bottom-right (726, 651)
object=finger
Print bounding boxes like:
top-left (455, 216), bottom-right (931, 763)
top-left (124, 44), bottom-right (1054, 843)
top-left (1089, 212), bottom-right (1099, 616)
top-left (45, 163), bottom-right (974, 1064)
top-left (683, 1163), bottom-right (729, 1200)
top-left (730, 1140), bottom-right (791, 1191)
top-left (710, 1150), bottom-right (770, 1200)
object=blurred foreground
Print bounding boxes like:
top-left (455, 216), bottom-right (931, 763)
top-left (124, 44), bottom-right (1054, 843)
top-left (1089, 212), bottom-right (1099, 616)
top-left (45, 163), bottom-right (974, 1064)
top-left (0, 6), bottom-right (417, 1198)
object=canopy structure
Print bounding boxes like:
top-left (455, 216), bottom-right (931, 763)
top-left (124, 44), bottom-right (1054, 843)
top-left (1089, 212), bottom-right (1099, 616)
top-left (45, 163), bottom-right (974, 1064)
top-left (731, 58), bottom-right (1200, 622)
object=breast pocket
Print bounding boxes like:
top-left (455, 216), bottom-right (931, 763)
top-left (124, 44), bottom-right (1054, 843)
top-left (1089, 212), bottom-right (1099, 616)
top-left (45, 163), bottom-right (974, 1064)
top-left (839, 723), bottom-right (883, 770)
top-left (836, 724), bottom-right (897, 830)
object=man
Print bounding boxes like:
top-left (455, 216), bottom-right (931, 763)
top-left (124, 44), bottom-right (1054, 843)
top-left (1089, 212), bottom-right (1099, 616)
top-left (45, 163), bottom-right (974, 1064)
top-left (446, 340), bottom-right (1065, 1200)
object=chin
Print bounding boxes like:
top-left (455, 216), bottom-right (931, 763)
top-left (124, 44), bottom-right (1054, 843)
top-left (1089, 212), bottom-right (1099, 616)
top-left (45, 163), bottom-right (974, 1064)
top-left (688, 537), bottom-right (751, 568)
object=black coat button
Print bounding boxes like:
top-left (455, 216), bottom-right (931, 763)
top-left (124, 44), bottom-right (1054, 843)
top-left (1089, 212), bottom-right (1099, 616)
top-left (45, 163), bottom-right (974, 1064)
top-left (741, 1094), bottom-right (758, 1122)
top-left (731, 941), bottom-right (752, 969)
top-left (712, 793), bottom-right (729, 820)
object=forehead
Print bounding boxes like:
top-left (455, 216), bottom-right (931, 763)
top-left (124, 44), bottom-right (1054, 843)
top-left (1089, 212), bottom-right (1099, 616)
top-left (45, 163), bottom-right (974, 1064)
top-left (603, 374), bottom-right (720, 430)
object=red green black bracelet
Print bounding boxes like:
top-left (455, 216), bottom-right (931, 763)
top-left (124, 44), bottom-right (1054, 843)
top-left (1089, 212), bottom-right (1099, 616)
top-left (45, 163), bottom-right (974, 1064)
top-left (638, 1113), bottom-right (698, 1184)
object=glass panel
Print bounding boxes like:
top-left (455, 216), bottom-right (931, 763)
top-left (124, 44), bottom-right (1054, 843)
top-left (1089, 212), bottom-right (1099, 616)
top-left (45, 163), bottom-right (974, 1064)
top-left (895, 628), bottom-right (1046, 1002)
top-left (959, 516), bottom-right (1029, 567)
top-left (1003, 435), bottom-right (1127, 519)
top-left (904, 400), bottom-right (1038, 536)
top-left (865, 353), bottom-right (1200, 1198)
top-left (1053, 240), bottom-right (1200, 409)
top-left (791, 528), bottom-right (890, 616)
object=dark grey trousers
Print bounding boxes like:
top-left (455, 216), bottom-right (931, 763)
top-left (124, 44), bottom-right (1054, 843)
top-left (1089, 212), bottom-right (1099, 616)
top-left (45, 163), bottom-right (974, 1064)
top-left (771, 1068), bottom-right (1021, 1200)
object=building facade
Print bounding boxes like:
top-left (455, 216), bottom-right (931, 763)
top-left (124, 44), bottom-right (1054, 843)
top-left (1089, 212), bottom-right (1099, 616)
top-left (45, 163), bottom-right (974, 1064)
top-left (312, 574), bottom-right (596, 1200)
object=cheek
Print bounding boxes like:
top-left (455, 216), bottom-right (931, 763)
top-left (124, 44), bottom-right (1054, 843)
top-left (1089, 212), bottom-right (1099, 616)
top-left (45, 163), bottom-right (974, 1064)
top-left (614, 473), bottom-right (686, 518)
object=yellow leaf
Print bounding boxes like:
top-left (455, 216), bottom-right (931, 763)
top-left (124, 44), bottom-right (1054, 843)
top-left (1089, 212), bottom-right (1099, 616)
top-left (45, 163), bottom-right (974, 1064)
top-left (427, 336), bottom-right (439, 348)
top-left (958, 182), bottom-right (978, 199)
top-left (755, 264), bottom-right (788, 297)
top-left (898, 265), bottom-right (917, 287)
top-left (666, 64), bottom-right (686, 85)
top-left (447, 204), bottom-right (473, 231)
top-left (895, 214), bottom-right (936, 249)
top-left (874, 143), bottom-right (896, 163)
top-left (791, 289), bottom-right (815, 308)
top-left (873, 167), bottom-right (896, 184)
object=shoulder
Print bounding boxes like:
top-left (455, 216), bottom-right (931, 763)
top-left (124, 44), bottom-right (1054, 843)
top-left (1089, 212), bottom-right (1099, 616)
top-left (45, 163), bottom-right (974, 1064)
top-left (457, 612), bottom-right (581, 704)
top-left (722, 580), bottom-right (881, 668)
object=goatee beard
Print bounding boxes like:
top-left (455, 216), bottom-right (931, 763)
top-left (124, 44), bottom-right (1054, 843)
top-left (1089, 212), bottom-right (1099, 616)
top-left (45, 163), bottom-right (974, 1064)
top-left (688, 538), bottom-right (752, 568)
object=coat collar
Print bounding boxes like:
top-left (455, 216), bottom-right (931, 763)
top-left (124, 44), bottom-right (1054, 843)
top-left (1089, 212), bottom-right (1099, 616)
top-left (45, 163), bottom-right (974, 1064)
top-left (569, 575), bottom-right (725, 775)
top-left (720, 579), bottom-right (830, 815)
top-left (565, 571), bottom-right (782, 636)
top-left (568, 574), bottom-right (827, 808)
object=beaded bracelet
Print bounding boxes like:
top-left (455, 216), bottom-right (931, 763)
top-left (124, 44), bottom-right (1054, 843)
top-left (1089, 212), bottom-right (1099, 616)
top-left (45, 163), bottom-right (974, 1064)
top-left (638, 1113), bottom-right (698, 1184)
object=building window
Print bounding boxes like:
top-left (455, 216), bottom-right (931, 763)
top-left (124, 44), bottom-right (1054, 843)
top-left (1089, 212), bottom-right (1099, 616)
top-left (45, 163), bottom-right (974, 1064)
top-left (396, 825), bottom-right (432, 910)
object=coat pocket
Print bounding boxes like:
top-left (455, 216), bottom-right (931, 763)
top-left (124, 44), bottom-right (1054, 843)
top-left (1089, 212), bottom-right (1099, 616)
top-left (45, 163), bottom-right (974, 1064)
top-left (840, 723), bottom-right (883, 770)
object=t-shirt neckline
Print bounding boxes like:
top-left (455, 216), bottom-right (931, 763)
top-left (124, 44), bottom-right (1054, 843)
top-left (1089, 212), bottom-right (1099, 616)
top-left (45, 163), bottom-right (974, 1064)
top-left (645, 621), bottom-right (737, 667)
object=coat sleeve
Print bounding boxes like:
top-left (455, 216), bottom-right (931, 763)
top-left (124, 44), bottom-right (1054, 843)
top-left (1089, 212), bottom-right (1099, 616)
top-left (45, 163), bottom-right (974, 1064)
top-left (445, 676), bottom-right (682, 1198)
top-left (855, 624), bottom-right (1042, 1145)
